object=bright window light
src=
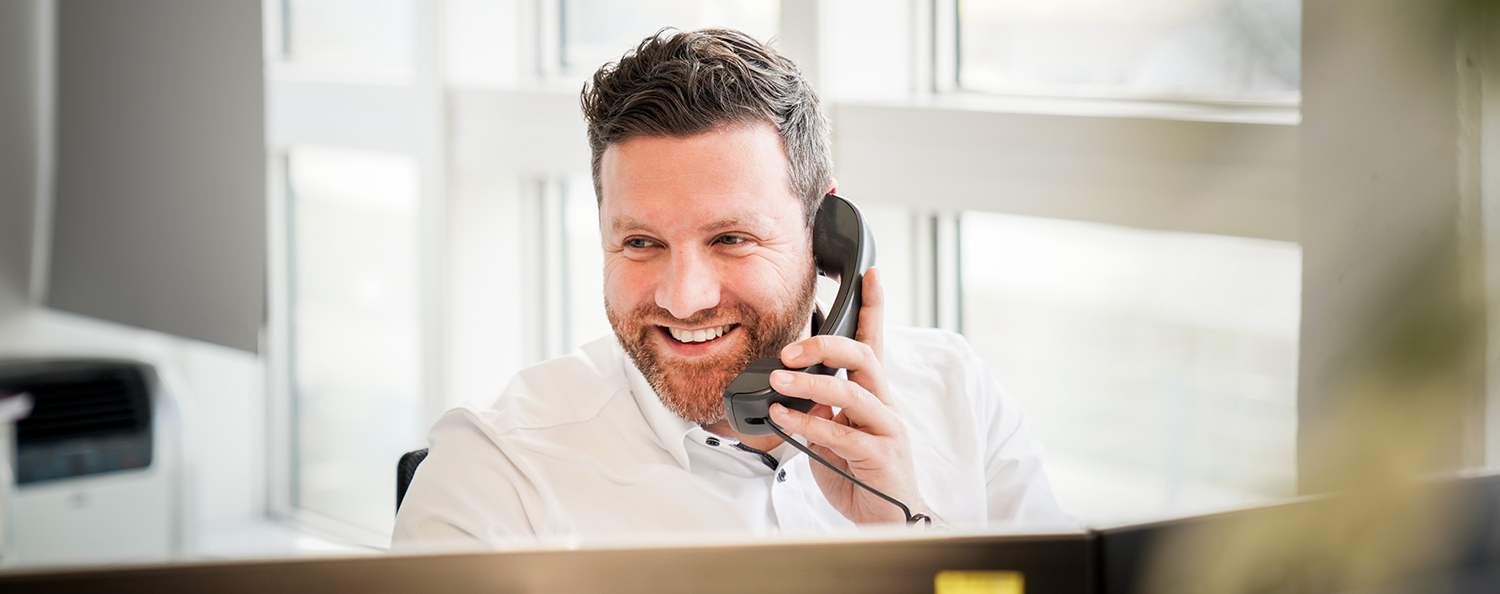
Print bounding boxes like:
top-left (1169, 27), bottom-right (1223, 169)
top-left (958, 0), bottom-right (1300, 102)
top-left (562, 0), bottom-right (778, 74)
top-left (287, 146), bottom-right (424, 535)
top-left (283, 0), bottom-right (415, 75)
top-left (564, 177), bottom-right (612, 351)
top-left (960, 211), bottom-right (1300, 525)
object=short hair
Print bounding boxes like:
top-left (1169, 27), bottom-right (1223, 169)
top-left (581, 28), bottom-right (832, 228)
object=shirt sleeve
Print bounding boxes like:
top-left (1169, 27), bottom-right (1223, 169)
top-left (391, 408), bottom-right (539, 550)
top-left (963, 340), bottom-right (1077, 528)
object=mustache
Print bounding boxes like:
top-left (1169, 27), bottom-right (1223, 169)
top-left (628, 304), bottom-right (756, 328)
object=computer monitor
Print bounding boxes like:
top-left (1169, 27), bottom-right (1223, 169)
top-left (0, 530), bottom-right (1092, 594)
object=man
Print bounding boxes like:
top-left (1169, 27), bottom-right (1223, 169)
top-left (393, 28), bottom-right (1066, 545)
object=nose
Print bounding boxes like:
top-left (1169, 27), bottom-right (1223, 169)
top-left (656, 249), bottom-right (721, 320)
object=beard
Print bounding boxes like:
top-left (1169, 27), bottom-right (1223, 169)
top-left (606, 273), bottom-right (817, 426)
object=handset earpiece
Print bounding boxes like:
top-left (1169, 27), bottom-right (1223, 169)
top-left (722, 193), bottom-right (875, 436)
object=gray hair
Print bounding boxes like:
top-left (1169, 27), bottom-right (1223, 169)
top-left (581, 28), bottom-right (832, 228)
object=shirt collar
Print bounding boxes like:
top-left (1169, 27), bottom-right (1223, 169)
top-left (620, 348), bottom-right (696, 470)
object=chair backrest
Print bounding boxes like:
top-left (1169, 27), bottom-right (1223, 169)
top-left (396, 448), bottom-right (428, 513)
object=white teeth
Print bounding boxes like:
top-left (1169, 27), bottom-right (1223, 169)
top-left (669, 325), bottom-right (731, 343)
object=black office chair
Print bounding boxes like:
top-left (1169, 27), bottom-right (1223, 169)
top-left (395, 448), bottom-right (428, 513)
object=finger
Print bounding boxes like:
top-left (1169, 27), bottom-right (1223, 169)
top-left (769, 402), bottom-right (882, 463)
top-left (780, 335), bottom-right (892, 405)
top-left (856, 267), bottom-right (884, 361)
top-left (781, 335), bottom-right (880, 377)
top-left (770, 369), bottom-right (901, 436)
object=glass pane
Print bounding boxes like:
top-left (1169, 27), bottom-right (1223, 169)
top-left (563, 0), bottom-right (778, 74)
top-left (288, 146), bottom-right (423, 535)
top-left (564, 177), bottom-right (612, 352)
top-left (959, 212), bottom-right (1300, 525)
top-left (858, 201), bottom-right (917, 329)
top-left (284, 0), bottom-right (415, 74)
top-left (958, 0), bottom-right (1300, 102)
top-left (444, 0), bottom-right (522, 87)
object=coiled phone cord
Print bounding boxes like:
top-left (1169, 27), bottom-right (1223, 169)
top-left (764, 417), bottom-right (932, 527)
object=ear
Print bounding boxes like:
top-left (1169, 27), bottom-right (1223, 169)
top-left (825, 178), bottom-right (838, 195)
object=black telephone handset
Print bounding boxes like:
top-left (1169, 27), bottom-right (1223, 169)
top-left (722, 193), bottom-right (876, 436)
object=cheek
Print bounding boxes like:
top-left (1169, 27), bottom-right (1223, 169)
top-left (722, 252), bottom-right (811, 307)
top-left (603, 257), bottom-right (653, 305)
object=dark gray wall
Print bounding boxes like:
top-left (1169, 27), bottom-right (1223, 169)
top-left (49, 0), bottom-right (265, 352)
top-left (0, 0), bottom-right (42, 314)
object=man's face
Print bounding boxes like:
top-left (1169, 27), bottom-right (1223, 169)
top-left (600, 121), bottom-right (816, 426)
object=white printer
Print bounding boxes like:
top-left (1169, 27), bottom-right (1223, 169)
top-left (0, 359), bottom-right (188, 567)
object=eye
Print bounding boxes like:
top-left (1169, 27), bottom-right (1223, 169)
top-left (624, 237), bottom-right (658, 249)
top-left (716, 235), bottom-right (749, 246)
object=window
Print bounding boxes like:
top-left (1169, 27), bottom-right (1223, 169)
top-left (561, 0), bottom-right (778, 74)
top-left (563, 177), bottom-right (611, 352)
top-left (282, 0), bottom-right (416, 75)
top-left (959, 211), bottom-right (1300, 524)
top-left (957, 0), bottom-right (1300, 102)
top-left (285, 146), bottom-right (425, 535)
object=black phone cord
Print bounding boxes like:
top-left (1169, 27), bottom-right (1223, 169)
top-left (764, 417), bottom-right (932, 527)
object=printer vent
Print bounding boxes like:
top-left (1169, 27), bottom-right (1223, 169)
top-left (17, 376), bottom-right (150, 443)
top-left (1, 361), bottom-right (155, 484)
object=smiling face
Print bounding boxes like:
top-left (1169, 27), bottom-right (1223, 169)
top-left (600, 121), bottom-right (817, 425)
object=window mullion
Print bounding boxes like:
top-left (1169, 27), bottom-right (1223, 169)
top-left (415, 0), bottom-right (449, 439)
top-left (931, 0), bottom-right (957, 94)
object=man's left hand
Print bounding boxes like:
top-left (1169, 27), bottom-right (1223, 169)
top-left (767, 267), bottom-right (933, 525)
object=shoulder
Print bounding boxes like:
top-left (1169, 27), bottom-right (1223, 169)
top-left (882, 326), bottom-right (985, 385)
top-left (884, 326), bottom-right (973, 362)
top-left (456, 335), bottom-right (633, 436)
top-left (880, 326), bottom-right (1009, 423)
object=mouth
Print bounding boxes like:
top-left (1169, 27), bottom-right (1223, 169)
top-left (663, 324), bottom-right (737, 345)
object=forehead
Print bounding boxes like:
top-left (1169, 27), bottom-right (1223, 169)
top-left (598, 122), bottom-right (801, 231)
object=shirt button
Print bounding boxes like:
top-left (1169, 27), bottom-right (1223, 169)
top-left (705, 437), bottom-right (720, 447)
top-left (777, 469), bottom-right (787, 482)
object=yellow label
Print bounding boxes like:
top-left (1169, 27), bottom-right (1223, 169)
top-left (933, 570), bottom-right (1024, 594)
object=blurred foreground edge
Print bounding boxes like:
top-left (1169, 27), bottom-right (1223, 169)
top-left (4, 473), bottom-right (1500, 594)
top-left (1104, 473), bottom-right (1500, 594)
top-left (0, 532), bottom-right (1091, 594)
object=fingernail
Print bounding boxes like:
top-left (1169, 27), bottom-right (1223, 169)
top-left (770, 403), bottom-right (786, 416)
top-left (771, 370), bottom-right (793, 386)
top-left (782, 344), bottom-right (802, 361)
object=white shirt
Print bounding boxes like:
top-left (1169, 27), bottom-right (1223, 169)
top-left (392, 327), bottom-right (1068, 547)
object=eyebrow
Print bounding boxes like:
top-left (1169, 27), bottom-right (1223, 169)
top-left (610, 215), bottom-right (761, 235)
